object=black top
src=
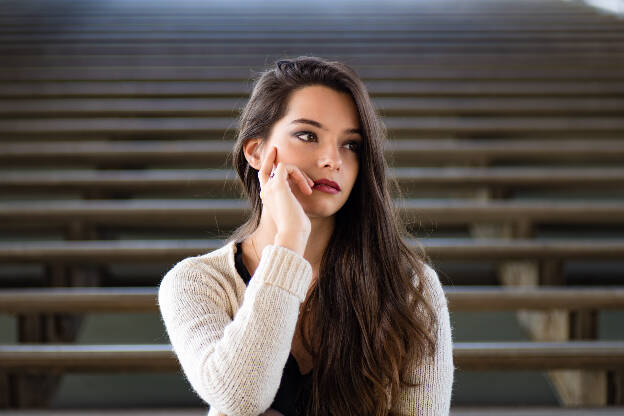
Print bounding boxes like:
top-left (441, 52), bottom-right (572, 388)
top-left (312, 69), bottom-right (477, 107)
top-left (234, 242), bottom-right (313, 415)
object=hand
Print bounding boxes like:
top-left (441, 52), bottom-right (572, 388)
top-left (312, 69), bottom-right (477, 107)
top-left (258, 145), bottom-right (313, 253)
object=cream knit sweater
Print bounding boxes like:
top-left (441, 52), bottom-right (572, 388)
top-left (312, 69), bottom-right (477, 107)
top-left (158, 240), bottom-right (455, 416)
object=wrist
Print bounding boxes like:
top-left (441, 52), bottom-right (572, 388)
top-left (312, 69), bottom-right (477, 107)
top-left (274, 232), bottom-right (308, 256)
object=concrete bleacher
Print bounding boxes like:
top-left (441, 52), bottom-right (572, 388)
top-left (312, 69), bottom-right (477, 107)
top-left (0, 0), bottom-right (623, 413)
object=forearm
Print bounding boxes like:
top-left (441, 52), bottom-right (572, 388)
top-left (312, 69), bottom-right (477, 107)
top-left (274, 231), bottom-right (309, 257)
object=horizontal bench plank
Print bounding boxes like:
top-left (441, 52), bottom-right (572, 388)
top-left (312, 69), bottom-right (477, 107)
top-left (445, 286), bottom-right (624, 310)
top-left (2, 117), bottom-right (623, 137)
top-left (0, 344), bottom-right (175, 371)
top-left (2, 140), bottom-right (623, 165)
top-left (0, 287), bottom-right (158, 313)
top-left (0, 14), bottom-right (616, 24)
top-left (0, 18), bottom-right (617, 28)
top-left (458, 341), bottom-right (624, 370)
top-left (0, 341), bottom-right (622, 371)
top-left (3, 31), bottom-right (624, 42)
top-left (1, 168), bottom-right (623, 192)
top-left (1, 407), bottom-right (623, 416)
top-left (2, 199), bottom-right (624, 227)
top-left (4, 54), bottom-right (621, 69)
top-left (3, 20), bottom-right (624, 32)
top-left (2, 16), bottom-right (615, 23)
top-left (1, 97), bottom-right (622, 116)
top-left (1, 286), bottom-right (624, 313)
top-left (1, 238), bottom-right (623, 263)
top-left (450, 408), bottom-right (624, 416)
top-left (0, 409), bottom-right (207, 416)
top-left (0, 140), bottom-right (234, 165)
top-left (2, 23), bottom-right (623, 34)
top-left (2, 80), bottom-right (623, 97)
top-left (1, 67), bottom-right (622, 82)
top-left (5, 42), bottom-right (624, 55)
top-left (0, 1), bottom-right (604, 13)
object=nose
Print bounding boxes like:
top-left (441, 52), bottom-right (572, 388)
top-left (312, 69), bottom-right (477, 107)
top-left (317, 141), bottom-right (342, 171)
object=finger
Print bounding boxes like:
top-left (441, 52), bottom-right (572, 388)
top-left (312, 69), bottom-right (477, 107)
top-left (291, 167), bottom-right (313, 194)
top-left (273, 162), bottom-right (287, 184)
top-left (261, 146), bottom-right (276, 181)
top-left (259, 146), bottom-right (276, 184)
top-left (304, 171), bottom-right (314, 188)
top-left (284, 164), bottom-right (313, 187)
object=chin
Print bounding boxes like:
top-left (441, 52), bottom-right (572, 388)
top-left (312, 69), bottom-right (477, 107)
top-left (304, 204), bottom-right (343, 219)
top-left (304, 206), bottom-right (330, 217)
top-left (298, 192), bottom-right (346, 218)
top-left (307, 212), bottom-right (335, 220)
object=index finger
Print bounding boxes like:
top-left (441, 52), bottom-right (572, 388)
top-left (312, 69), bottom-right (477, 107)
top-left (258, 145), bottom-right (277, 184)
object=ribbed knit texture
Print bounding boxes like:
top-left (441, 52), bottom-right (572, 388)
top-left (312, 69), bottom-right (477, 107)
top-left (158, 240), bottom-right (455, 416)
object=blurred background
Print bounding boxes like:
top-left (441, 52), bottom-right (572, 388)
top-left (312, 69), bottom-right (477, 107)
top-left (0, 0), bottom-right (623, 414)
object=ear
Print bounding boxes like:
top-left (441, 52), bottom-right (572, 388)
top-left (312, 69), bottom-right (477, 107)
top-left (242, 137), bottom-right (265, 171)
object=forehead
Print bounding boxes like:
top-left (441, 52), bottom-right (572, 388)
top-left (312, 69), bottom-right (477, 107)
top-left (283, 85), bottom-right (360, 129)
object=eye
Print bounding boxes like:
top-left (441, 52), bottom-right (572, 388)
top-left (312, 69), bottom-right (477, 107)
top-left (294, 131), bottom-right (361, 153)
top-left (294, 131), bottom-right (317, 142)
top-left (345, 141), bottom-right (361, 152)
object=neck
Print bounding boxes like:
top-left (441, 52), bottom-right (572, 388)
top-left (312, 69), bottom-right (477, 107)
top-left (248, 213), bottom-right (335, 273)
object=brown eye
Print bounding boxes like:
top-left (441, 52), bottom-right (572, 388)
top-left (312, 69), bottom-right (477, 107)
top-left (294, 131), bottom-right (316, 142)
top-left (346, 141), bottom-right (361, 152)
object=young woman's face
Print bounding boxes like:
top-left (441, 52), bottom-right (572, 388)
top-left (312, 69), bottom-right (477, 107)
top-left (261, 84), bottom-right (362, 219)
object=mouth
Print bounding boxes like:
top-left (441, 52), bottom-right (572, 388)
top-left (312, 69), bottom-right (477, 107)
top-left (313, 179), bottom-right (341, 192)
top-left (312, 179), bottom-right (341, 195)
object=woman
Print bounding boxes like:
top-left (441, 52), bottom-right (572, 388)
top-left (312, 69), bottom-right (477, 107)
top-left (158, 56), bottom-right (455, 416)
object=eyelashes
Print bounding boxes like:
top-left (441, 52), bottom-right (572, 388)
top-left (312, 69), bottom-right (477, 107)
top-left (293, 131), bottom-right (316, 142)
top-left (293, 130), bottom-right (361, 152)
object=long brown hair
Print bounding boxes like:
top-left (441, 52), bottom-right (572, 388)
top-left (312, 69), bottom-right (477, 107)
top-left (226, 56), bottom-right (439, 415)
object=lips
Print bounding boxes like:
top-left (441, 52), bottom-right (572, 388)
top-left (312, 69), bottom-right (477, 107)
top-left (313, 178), bottom-right (341, 191)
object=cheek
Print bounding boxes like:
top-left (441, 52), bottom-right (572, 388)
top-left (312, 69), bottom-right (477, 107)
top-left (350, 162), bottom-right (359, 187)
top-left (273, 144), bottom-right (303, 166)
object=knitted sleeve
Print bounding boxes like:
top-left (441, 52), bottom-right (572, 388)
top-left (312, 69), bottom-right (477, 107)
top-left (391, 264), bottom-right (456, 415)
top-left (158, 244), bottom-right (314, 416)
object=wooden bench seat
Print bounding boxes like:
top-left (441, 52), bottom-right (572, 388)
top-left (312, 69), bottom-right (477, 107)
top-left (1, 238), bottom-right (623, 263)
top-left (8, 41), bottom-right (624, 57)
top-left (1, 406), bottom-right (624, 416)
top-left (451, 407), bottom-right (624, 415)
top-left (0, 286), bottom-right (623, 313)
top-left (4, 52), bottom-right (622, 69)
top-left (3, 14), bottom-right (620, 26)
top-left (1, 199), bottom-right (624, 229)
top-left (2, 11), bottom-right (620, 25)
top-left (0, 341), bottom-right (622, 372)
top-left (1, 168), bottom-right (623, 193)
top-left (2, 139), bottom-right (623, 166)
top-left (2, 80), bottom-right (623, 98)
top-left (0, 410), bottom-right (207, 416)
top-left (2, 66), bottom-right (622, 82)
top-left (1, 97), bottom-right (623, 117)
top-left (2, 116), bottom-right (624, 138)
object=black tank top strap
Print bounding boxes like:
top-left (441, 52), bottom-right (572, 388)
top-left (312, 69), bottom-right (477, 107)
top-left (234, 241), bottom-right (252, 286)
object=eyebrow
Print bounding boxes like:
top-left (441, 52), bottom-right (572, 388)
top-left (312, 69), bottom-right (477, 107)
top-left (290, 118), bottom-right (363, 136)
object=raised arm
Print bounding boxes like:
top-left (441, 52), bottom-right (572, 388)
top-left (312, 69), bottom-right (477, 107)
top-left (158, 244), bottom-right (313, 416)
